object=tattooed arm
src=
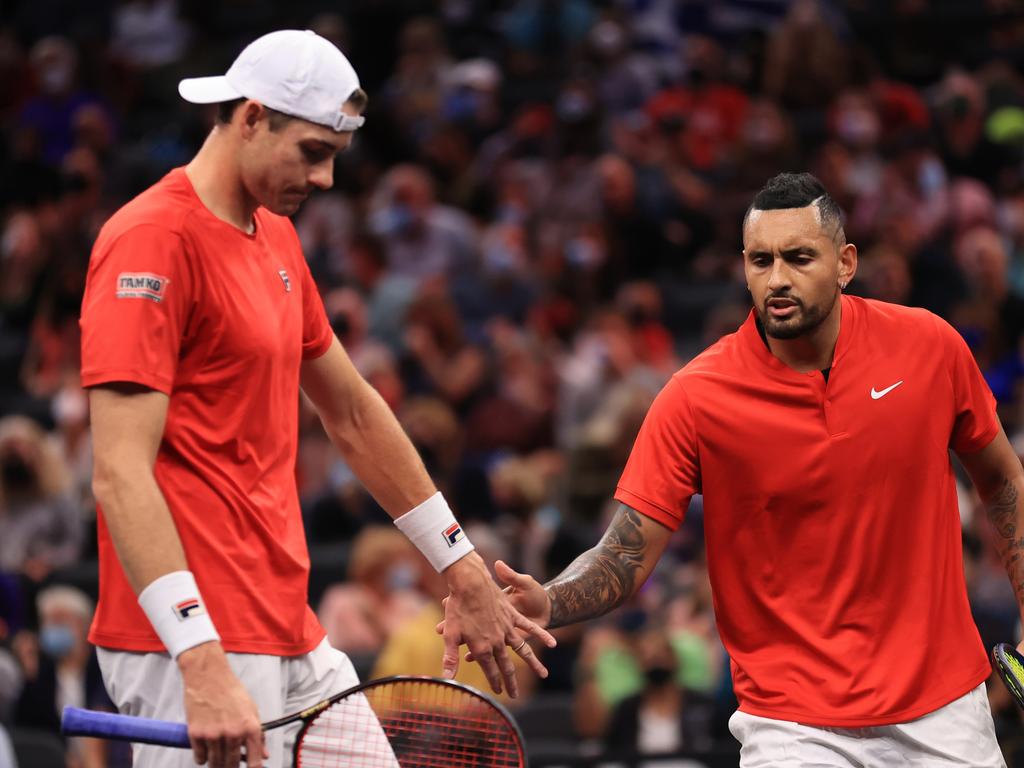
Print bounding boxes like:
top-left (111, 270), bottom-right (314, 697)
top-left (959, 426), bottom-right (1024, 619)
top-left (544, 504), bottom-right (675, 629)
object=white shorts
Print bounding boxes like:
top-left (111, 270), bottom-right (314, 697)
top-left (97, 637), bottom-right (394, 768)
top-left (728, 683), bottom-right (1005, 767)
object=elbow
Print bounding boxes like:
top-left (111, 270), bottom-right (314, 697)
top-left (91, 466), bottom-right (121, 510)
top-left (322, 385), bottom-right (377, 452)
top-left (91, 454), bottom-right (151, 508)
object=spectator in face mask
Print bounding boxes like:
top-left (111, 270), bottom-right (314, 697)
top-left (16, 36), bottom-right (114, 166)
top-left (14, 586), bottom-right (118, 767)
top-left (602, 626), bottom-right (716, 758)
top-left (0, 416), bottom-right (82, 582)
top-left (315, 527), bottom-right (429, 678)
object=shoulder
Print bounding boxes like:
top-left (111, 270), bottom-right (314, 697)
top-left (95, 171), bottom-right (196, 251)
top-left (850, 296), bottom-right (939, 336)
top-left (673, 326), bottom-right (746, 386)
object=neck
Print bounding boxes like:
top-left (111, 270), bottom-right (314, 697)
top-left (185, 129), bottom-right (258, 233)
top-left (60, 646), bottom-right (89, 672)
top-left (643, 686), bottom-right (682, 712)
top-left (765, 295), bottom-right (842, 373)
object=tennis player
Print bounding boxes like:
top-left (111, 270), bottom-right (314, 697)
top-left (477, 173), bottom-right (1017, 765)
top-left (80, 30), bottom-right (553, 768)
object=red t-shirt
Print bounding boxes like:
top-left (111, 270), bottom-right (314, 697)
top-left (80, 168), bottom-right (333, 655)
top-left (616, 296), bottom-right (998, 726)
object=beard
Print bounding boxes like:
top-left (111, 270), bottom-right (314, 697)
top-left (755, 296), bottom-right (831, 339)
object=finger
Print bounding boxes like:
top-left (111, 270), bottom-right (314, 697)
top-left (207, 736), bottom-right (225, 768)
top-left (442, 627), bottom-right (462, 680)
top-left (224, 738), bottom-right (242, 768)
top-left (494, 644), bottom-right (519, 698)
top-left (494, 559), bottom-right (527, 586)
top-left (244, 729), bottom-right (264, 768)
top-left (192, 736), bottom-right (208, 766)
top-left (513, 612), bottom-right (557, 647)
top-left (511, 638), bottom-right (549, 679)
top-left (471, 646), bottom-right (504, 695)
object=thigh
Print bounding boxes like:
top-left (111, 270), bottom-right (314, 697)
top-left (97, 648), bottom-right (193, 768)
top-left (225, 650), bottom-right (286, 767)
top-left (282, 638), bottom-right (397, 766)
top-left (878, 684), bottom-right (1005, 767)
top-left (728, 710), bottom-right (865, 768)
top-left (99, 648), bottom-right (289, 768)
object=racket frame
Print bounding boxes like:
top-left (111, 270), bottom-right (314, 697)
top-left (291, 675), bottom-right (528, 767)
top-left (992, 643), bottom-right (1024, 709)
top-left (62, 674), bottom-right (528, 767)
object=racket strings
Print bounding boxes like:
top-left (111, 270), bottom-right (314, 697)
top-left (296, 679), bottom-right (523, 767)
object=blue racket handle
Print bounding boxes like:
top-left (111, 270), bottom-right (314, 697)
top-left (62, 706), bottom-right (191, 748)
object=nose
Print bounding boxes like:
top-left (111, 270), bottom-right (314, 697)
top-left (309, 160), bottom-right (334, 191)
top-left (766, 257), bottom-right (790, 292)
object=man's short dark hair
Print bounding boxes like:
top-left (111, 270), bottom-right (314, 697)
top-left (215, 98), bottom-right (294, 131)
top-left (744, 172), bottom-right (845, 242)
top-left (215, 88), bottom-right (369, 132)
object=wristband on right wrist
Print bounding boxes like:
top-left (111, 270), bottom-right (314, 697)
top-left (393, 492), bottom-right (475, 572)
top-left (138, 570), bottom-right (220, 659)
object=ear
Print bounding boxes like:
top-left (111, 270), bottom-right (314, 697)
top-left (237, 100), bottom-right (266, 140)
top-left (837, 241), bottom-right (857, 290)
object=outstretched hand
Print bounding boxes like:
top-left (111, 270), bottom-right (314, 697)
top-left (439, 554), bottom-right (556, 697)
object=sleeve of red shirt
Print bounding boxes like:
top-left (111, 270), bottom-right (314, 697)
top-left (298, 256), bottom-right (333, 360)
top-left (80, 224), bottom-right (193, 394)
top-left (614, 375), bottom-right (701, 531)
top-left (934, 315), bottom-right (1000, 454)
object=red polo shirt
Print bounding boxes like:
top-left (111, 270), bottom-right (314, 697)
top-left (616, 296), bottom-right (998, 726)
top-left (81, 168), bottom-right (333, 655)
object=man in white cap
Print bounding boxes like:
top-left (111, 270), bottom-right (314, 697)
top-left (79, 29), bottom-right (554, 768)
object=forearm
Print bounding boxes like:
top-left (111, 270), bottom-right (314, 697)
top-left (543, 506), bottom-right (651, 629)
top-left (93, 465), bottom-right (189, 595)
top-left (320, 379), bottom-right (436, 518)
top-left (983, 474), bottom-right (1024, 621)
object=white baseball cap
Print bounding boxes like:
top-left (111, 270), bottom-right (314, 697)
top-left (178, 29), bottom-right (365, 132)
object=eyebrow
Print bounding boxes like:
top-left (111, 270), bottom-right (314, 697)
top-left (746, 245), bottom-right (821, 259)
top-left (301, 138), bottom-right (341, 154)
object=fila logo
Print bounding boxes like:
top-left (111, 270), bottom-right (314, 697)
top-left (278, 269), bottom-right (292, 292)
top-left (442, 523), bottom-right (465, 548)
top-left (116, 272), bottom-right (170, 302)
top-left (172, 598), bottom-right (206, 621)
top-left (870, 380), bottom-right (904, 400)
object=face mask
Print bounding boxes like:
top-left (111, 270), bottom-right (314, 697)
top-left (40, 624), bottom-right (76, 659)
top-left (644, 665), bottom-right (675, 687)
top-left (40, 63), bottom-right (72, 95)
top-left (1, 455), bottom-right (35, 492)
top-left (565, 238), bottom-right (601, 268)
top-left (836, 109), bottom-right (879, 147)
top-left (370, 204), bottom-right (415, 236)
top-left (53, 387), bottom-right (88, 426)
top-left (387, 563), bottom-right (418, 591)
top-left (918, 158), bottom-right (947, 198)
top-left (483, 242), bottom-right (518, 275)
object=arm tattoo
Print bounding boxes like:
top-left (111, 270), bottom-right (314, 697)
top-left (544, 504), bottom-right (648, 629)
top-left (985, 476), bottom-right (1024, 606)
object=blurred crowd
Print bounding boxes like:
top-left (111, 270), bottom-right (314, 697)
top-left (3, 0), bottom-right (1024, 765)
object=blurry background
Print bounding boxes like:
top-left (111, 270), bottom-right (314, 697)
top-left (2, 0), bottom-right (1024, 766)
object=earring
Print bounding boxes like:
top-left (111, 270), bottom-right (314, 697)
top-left (839, 280), bottom-right (847, 290)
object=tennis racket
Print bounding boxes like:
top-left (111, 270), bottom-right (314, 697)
top-left (62, 675), bottom-right (527, 767)
top-left (992, 643), bottom-right (1024, 709)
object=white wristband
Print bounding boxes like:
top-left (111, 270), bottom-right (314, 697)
top-left (138, 571), bottom-right (220, 659)
top-left (394, 492), bottom-right (474, 572)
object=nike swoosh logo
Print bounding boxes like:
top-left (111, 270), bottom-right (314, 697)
top-left (870, 381), bottom-right (904, 400)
